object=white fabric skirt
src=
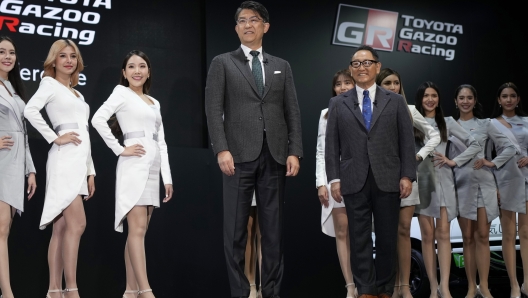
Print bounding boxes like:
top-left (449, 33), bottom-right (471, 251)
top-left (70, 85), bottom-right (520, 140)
top-left (135, 149), bottom-right (161, 207)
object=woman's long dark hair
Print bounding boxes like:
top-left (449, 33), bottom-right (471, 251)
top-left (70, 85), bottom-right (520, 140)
top-left (415, 81), bottom-right (448, 143)
top-left (454, 84), bottom-right (484, 119)
top-left (324, 68), bottom-right (355, 119)
top-left (0, 36), bottom-right (27, 102)
top-left (110, 50), bottom-right (152, 137)
top-left (490, 82), bottom-right (526, 118)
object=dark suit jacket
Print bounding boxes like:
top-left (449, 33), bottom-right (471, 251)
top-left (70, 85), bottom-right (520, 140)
top-left (205, 47), bottom-right (303, 165)
top-left (325, 86), bottom-right (416, 194)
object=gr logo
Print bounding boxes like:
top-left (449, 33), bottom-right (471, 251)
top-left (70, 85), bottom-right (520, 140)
top-left (333, 4), bottom-right (398, 51)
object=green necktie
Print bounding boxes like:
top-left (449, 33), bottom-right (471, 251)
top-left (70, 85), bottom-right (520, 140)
top-left (250, 50), bottom-right (264, 96)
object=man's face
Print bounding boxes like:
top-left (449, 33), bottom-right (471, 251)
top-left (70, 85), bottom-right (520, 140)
top-left (235, 9), bottom-right (269, 48)
top-left (349, 50), bottom-right (381, 88)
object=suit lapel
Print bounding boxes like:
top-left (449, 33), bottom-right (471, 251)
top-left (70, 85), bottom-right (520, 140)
top-left (0, 86), bottom-right (24, 131)
top-left (343, 88), bottom-right (367, 130)
top-left (262, 52), bottom-right (273, 99)
top-left (230, 48), bottom-right (260, 96)
top-left (369, 86), bottom-right (390, 131)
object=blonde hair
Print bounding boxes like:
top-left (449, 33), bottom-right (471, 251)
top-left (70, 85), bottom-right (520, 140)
top-left (42, 39), bottom-right (84, 87)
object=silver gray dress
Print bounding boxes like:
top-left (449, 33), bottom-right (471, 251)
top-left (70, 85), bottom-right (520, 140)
top-left (491, 115), bottom-right (528, 213)
top-left (451, 118), bottom-right (515, 222)
top-left (0, 78), bottom-right (36, 212)
top-left (415, 117), bottom-right (481, 222)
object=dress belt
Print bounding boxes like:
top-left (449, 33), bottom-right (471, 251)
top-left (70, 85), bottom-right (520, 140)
top-left (123, 131), bottom-right (158, 142)
top-left (54, 123), bottom-right (89, 134)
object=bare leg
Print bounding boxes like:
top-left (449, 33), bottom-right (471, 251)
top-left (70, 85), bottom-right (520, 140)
top-left (332, 208), bottom-right (355, 297)
top-left (255, 211), bottom-right (262, 298)
top-left (475, 208), bottom-right (492, 297)
top-left (124, 241), bottom-right (139, 298)
top-left (48, 214), bottom-right (66, 298)
top-left (458, 216), bottom-right (477, 298)
top-left (0, 201), bottom-right (15, 298)
top-left (397, 206), bottom-right (415, 298)
top-left (127, 206), bottom-right (155, 298)
top-left (418, 214), bottom-right (438, 298)
top-left (436, 207), bottom-right (452, 298)
top-left (501, 209), bottom-right (520, 297)
top-left (244, 207), bottom-right (258, 298)
top-left (518, 202), bottom-right (528, 290)
top-left (62, 196), bottom-right (86, 298)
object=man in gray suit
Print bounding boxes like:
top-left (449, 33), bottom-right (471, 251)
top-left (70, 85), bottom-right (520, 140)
top-left (204, 2), bottom-right (302, 298)
top-left (325, 45), bottom-right (416, 298)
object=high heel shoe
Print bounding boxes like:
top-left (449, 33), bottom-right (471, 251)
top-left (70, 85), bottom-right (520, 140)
top-left (521, 284), bottom-right (528, 298)
top-left (62, 288), bottom-right (78, 298)
top-left (399, 284), bottom-right (411, 298)
top-left (123, 290), bottom-right (139, 298)
top-left (46, 289), bottom-right (62, 298)
top-left (138, 289), bottom-right (153, 296)
top-left (346, 282), bottom-right (357, 298)
top-left (437, 288), bottom-right (443, 298)
top-left (476, 285), bottom-right (494, 298)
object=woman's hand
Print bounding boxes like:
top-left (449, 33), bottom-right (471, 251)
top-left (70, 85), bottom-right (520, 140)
top-left (163, 184), bottom-right (173, 203)
top-left (318, 185), bottom-right (329, 208)
top-left (85, 175), bottom-right (95, 200)
top-left (0, 135), bottom-right (14, 149)
top-left (433, 152), bottom-right (456, 168)
top-left (27, 173), bottom-right (36, 200)
top-left (120, 144), bottom-right (146, 157)
top-left (474, 158), bottom-right (495, 169)
top-left (518, 157), bottom-right (528, 168)
top-left (54, 132), bottom-right (81, 146)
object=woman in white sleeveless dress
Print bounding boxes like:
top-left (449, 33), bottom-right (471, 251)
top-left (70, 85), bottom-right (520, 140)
top-left (24, 39), bottom-right (95, 298)
top-left (316, 69), bottom-right (357, 298)
top-left (376, 69), bottom-right (440, 298)
top-left (489, 82), bottom-right (528, 298)
top-left (92, 50), bottom-right (173, 298)
top-left (0, 36), bottom-right (36, 298)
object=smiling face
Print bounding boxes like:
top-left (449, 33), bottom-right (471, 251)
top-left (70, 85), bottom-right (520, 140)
top-left (349, 50), bottom-right (381, 89)
top-left (380, 74), bottom-right (401, 94)
top-left (122, 54), bottom-right (150, 92)
top-left (54, 46), bottom-right (77, 77)
top-left (0, 40), bottom-right (16, 79)
top-left (498, 87), bottom-right (520, 114)
top-left (235, 9), bottom-right (269, 49)
top-left (456, 87), bottom-right (476, 114)
top-left (422, 87), bottom-right (439, 114)
top-left (334, 74), bottom-right (354, 95)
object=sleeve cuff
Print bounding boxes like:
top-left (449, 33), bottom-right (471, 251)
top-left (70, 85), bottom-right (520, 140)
top-left (329, 179), bottom-right (340, 185)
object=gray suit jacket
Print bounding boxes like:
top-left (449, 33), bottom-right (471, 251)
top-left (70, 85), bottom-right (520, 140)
top-left (205, 47), bottom-right (303, 165)
top-left (325, 86), bottom-right (416, 194)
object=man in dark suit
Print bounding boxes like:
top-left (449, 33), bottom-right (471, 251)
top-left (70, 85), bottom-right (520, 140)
top-left (325, 45), bottom-right (416, 298)
top-left (204, 2), bottom-right (302, 298)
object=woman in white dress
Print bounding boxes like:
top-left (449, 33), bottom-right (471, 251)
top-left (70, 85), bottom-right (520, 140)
top-left (413, 82), bottom-right (480, 298)
top-left (376, 69), bottom-right (440, 298)
top-left (91, 50), bottom-right (173, 298)
top-left (0, 36), bottom-right (36, 298)
top-left (316, 69), bottom-right (356, 298)
top-left (489, 82), bottom-right (528, 298)
top-left (24, 39), bottom-right (95, 298)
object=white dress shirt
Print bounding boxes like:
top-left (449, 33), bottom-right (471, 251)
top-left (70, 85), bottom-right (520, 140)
top-left (241, 44), bottom-right (265, 84)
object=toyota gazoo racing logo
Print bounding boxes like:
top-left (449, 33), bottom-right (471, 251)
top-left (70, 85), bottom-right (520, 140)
top-left (333, 4), bottom-right (463, 61)
top-left (0, 0), bottom-right (111, 46)
top-left (333, 4), bottom-right (398, 52)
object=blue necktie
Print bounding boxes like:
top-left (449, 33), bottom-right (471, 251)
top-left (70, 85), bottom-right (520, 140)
top-left (362, 90), bottom-right (372, 130)
top-left (250, 50), bottom-right (264, 96)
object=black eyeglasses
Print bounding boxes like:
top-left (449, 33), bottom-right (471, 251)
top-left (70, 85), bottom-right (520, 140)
top-left (350, 60), bottom-right (378, 68)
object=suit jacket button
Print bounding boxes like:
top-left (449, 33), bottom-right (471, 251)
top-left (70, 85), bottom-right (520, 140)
top-left (261, 101), bottom-right (264, 104)
top-left (259, 117), bottom-right (262, 120)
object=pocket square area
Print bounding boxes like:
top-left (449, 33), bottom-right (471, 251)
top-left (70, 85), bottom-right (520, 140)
top-left (274, 71), bottom-right (281, 74)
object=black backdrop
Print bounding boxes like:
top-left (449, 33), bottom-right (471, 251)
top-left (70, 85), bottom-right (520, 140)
top-left (2, 0), bottom-right (528, 297)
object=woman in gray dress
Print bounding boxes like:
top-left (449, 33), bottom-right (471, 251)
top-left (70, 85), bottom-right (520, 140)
top-left (490, 82), bottom-right (528, 298)
top-left (414, 82), bottom-right (480, 298)
top-left (452, 84), bottom-right (515, 298)
top-left (376, 69), bottom-right (440, 298)
top-left (0, 36), bottom-right (36, 298)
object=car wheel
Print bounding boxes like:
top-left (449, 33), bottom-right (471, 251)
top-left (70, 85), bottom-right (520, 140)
top-left (409, 248), bottom-right (429, 298)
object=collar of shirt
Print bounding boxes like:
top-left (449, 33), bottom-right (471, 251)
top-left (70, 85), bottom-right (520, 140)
top-left (355, 84), bottom-right (377, 113)
top-left (241, 44), bottom-right (263, 63)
